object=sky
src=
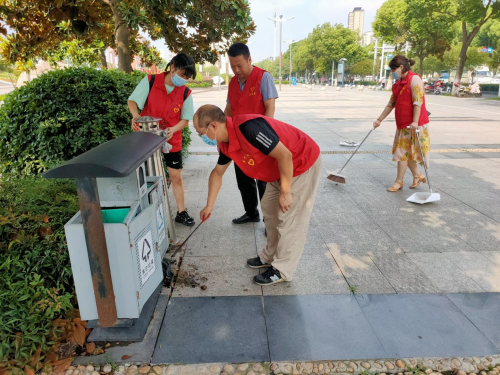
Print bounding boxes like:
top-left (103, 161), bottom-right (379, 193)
top-left (151, 0), bottom-right (386, 63)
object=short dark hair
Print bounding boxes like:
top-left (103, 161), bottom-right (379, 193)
top-left (195, 105), bottom-right (226, 129)
top-left (389, 55), bottom-right (416, 73)
top-left (228, 43), bottom-right (251, 60)
top-left (166, 53), bottom-right (197, 80)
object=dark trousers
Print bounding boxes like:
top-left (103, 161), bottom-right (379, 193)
top-left (235, 163), bottom-right (267, 217)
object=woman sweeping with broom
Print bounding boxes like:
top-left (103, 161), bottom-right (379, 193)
top-left (373, 55), bottom-right (430, 192)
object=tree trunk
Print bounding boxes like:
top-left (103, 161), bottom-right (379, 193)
top-left (109, 0), bottom-right (132, 73)
top-left (99, 48), bottom-right (108, 69)
top-left (419, 54), bottom-right (424, 77)
top-left (453, 43), bottom-right (468, 95)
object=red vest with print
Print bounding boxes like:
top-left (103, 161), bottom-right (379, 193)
top-left (139, 72), bottom-right (192, 153)
top-left (218, 115), bottom-right (320, 182)
top-left (228, 66), bottom-right (266, 116)
top-left (392, 70), bottom-right (429, 130)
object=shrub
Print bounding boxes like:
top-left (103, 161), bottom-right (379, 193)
top-left (0, 67), bottom-right (192, 177)
top-left (479, 83), bottom-right (499, 92)
top-left (0, 68), bottom-right (143, 176)
top-left (0, 177), bottom-right (79, 369)
top-left (186, 81), bottom-right (212, 88)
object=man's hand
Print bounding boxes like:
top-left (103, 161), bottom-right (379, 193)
top-left (131, 114), bottom-right (141, 131)
top-left (373, 119), bottom-right (381, 128)
top-left (279, 191), bottom-right (293, 213)
top-left (200, 206), bottom-right (213, 221)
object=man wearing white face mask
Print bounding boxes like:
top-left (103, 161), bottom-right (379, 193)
top-left (128, 53), bottom-right (197, 226)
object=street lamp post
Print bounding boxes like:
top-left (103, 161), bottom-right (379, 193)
top-left (269, 14), bottom-right (295, 91)
top-left (285, 39), bottom-right (296, 86)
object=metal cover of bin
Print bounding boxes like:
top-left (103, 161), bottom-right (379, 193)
top-left (43, 132), bottom-right (165, 179)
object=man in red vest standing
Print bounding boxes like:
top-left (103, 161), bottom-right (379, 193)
top-left (224, 43), bottom-right (278, 225)
top-left (194, 105), bottom-right (322, 286)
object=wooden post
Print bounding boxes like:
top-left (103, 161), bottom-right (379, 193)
top-left (76, 177), bottom-right (118, 327)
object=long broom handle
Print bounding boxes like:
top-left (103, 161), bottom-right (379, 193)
top-left (410, 126), bottom-right (433, 194)
top-left (337, 128), bottom-right (374, 174)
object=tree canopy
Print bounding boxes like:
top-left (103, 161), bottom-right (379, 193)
top-left (0, 0), bottom-right (256, 73)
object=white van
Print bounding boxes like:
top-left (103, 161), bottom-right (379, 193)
top-left (475, 66), bottom-right (492, 84)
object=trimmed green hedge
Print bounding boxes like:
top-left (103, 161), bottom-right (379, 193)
top-left (186, 81), bottom-right (212, 88)
top-left (479, 84), bottom-right (499, 92)
top-left (0, 67), bottom-right (192, 177)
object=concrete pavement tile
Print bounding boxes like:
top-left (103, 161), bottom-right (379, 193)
top-left (369, 253), bottom-right (441, 293)
top-left (262, 254), bottom-right (350, 296)
top-left (172, 256), bottom-right (261, 297)
top-left (330, 251), bottom-right (396, 294)
top-left (151, 296), bottom-right (269, 364)
top-left (265, 295), bottom-right (387, 361)
top-left (185, 210), bottom-right (256, 257)
top-left (447, 292), bottom-right (500, 350)
top-left (320, 223), bottom-right (403, 254)
top-left (422, 209), bottom-right (500, 252)
top-left (377, 220), bottom-right (475, 253)
top-left (407, 253), bottom-right (484, 293)
top-left (355, 293), bottom-right (500, 358)
top-left (443, 152), bottom-right (486, 159)
top-left (445, 252), bottom-right (500, 292)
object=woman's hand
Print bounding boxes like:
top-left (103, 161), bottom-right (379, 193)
top-left (409, 122), bottom-right (419, 130)
top-left (165, 128), bottom-right (174, 140)
top-left (131, 114), bottom-right (141, 131)
top-left (200, 206), bottom-right (212, 221)
top-left (373, 119), bottom-right (382, 128)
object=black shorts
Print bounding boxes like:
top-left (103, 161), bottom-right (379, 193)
top-left (163, 151), bottom-right (183, 169)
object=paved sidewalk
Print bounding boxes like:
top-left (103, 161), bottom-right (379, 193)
top-left (82, 85), bottom-right (500, 368)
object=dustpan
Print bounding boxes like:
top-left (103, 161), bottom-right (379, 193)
top-left (406, 127), bottom-right (440, 204)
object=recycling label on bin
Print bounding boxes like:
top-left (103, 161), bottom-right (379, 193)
top-left (137, 230), bottom-right (156, 286)
top-left (156, 204), bottom-right (166, 244)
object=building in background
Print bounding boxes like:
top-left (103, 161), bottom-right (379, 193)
top-left (362, 31), bottom-right (374, 47)
top-left (348, 7), bottom-right (364, 39)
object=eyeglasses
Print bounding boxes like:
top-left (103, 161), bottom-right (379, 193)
top-left (197, 123), bottom-right (211, 137)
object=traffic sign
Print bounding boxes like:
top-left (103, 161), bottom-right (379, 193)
top-left (487, 47), bottom-right (493, 53)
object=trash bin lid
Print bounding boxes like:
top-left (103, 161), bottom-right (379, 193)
top-left (43, 132), bottom-right (165, 179)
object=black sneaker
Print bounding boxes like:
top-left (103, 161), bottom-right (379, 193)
top-left (232, 213), bottom-right (260, 224)
top-left (253, 267), bottom-right (284, 286)
top-left (247, 257), bottom-right (272, 269)
top-left (175, 210), bottom-right (195, 226)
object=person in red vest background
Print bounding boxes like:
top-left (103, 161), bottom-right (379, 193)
top-left (222, 43), bottom-right (278, 226)
top-left (194, 105), bottom-right (322, 286)
top-left (373, 55), bottom-right (430, 192)
top-left (128, 53), bottom-right (197, 226)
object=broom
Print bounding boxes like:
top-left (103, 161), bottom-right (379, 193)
top-left (327, 127), bottom-right (375, 184)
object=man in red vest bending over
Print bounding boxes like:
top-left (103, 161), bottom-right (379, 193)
top-left (194, 105), bottom-right (322, 286)
top-left (224, 43), bottom-right (278, 225)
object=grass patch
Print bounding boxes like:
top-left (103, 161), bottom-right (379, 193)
top-left (486, 97), bottom-right (500, 100)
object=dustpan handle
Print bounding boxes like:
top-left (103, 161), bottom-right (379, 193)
top-left (408, 126), bottom-right (433, 194)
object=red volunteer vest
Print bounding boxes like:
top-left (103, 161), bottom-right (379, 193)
top-left (218, 115), bottom-right (320, 182)
top-left (139, 72), bottom-right (192, 153)
top-left (392, 70), bottom-right (429, 129)
top-left (228, 66), bottom-right (266, 116)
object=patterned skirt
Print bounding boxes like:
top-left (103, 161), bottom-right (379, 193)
top-left (392, 125), bottom-right (430, 168)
